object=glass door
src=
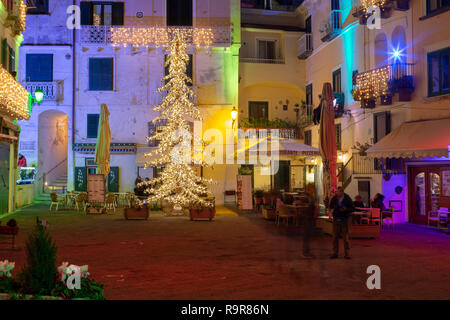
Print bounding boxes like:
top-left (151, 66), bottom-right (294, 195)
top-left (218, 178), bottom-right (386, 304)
top-left (409, 166), bottom-right (442, 224)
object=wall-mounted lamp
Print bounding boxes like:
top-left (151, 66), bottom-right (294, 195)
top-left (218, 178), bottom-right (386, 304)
top-left (231, 106), bottom-right (238, 129)
top-left (30, 88), bottom-right (44, 106)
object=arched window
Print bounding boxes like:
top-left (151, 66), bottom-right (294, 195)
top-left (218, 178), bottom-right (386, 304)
top-left (374, 33), bottom-right (388, 68)
top-left (391, 26), bottom-right (407, 63)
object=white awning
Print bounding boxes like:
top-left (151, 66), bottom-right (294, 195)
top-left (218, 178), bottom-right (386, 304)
top-left (366, 118), bottom-right (450, 158)
top-left (236, 137), bottom-right (320, 157)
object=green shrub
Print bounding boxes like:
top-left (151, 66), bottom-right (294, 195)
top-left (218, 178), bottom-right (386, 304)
top-left (18, 219), bottom-right (58, 295)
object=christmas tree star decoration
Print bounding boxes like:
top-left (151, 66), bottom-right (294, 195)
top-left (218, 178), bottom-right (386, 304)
top-left (140, 31), bottom-right (213, 209)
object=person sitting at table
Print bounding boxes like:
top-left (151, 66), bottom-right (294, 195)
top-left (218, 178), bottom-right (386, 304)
top-left (353, 195), bottom-right (365, 208)
top-left (371, 193), bottom-right (386, 211)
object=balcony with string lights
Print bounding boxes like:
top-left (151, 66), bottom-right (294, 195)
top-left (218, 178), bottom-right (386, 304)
top-left (1, 0), bottom-right (27, 35)
top-left (0, 65), bottom-right (30, 121)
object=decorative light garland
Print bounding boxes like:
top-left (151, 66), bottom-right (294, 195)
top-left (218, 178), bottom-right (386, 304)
top-left (140, 32), bottom-right (213, 209)
top-left (352, 65), bottom-right (391, 101)
top-left (0, 65), bottom-right (30, 120)
top-left (18, 0), bottom-right (26, 31)
top-left (111, 25), bottom-right (215, 48)
top-left (360, 0), bottom-right (387, 12)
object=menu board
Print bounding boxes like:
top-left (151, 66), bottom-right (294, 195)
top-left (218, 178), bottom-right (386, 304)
top-left (107, 167), bottom-right (119, 192)
top-left (443, 170), bottom-right (450, 197)
top-left (237, 175), bottom-right (253, 210)
top-left (74, 167), bottom-right (87, 192)
top-left (87, 174), bottom-right (106, 203)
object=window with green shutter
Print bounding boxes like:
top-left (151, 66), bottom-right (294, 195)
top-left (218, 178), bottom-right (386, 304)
top-left (87, 114), bottom-right (100, 139)
top-left (26, 54), bottom-right (53, 81)
top-left (89, 58), bottom-right (114, 91)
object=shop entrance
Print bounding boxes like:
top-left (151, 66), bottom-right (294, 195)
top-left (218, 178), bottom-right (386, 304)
top-left (408, 166), bottom-right (447, 224)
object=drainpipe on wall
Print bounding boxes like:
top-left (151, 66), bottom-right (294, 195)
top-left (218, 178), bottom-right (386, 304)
top-left (71, 0), bottom-right (77, 190)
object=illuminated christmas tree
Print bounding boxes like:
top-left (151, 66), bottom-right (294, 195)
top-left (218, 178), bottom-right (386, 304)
top-left (142, 32), bottom-right (212, 209)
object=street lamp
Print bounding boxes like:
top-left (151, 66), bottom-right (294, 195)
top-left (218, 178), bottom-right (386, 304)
top-left (231, 106), bottom-right (238, 129)
top-left (30, 88), bottom-right (44, 106)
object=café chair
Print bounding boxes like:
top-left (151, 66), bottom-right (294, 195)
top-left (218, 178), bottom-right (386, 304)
top-left (49, 192), bottom-right (64, 211)
top-left (428, 211), bottom-right (440, 227)
top-left (104, 193), bottom-right (117, 212)
top-left (276, 205), bottom-right (298, 226)
top-left (75, 193), bottom-right (88, 212)
top-left (382, 207), bottom-right (394, 229)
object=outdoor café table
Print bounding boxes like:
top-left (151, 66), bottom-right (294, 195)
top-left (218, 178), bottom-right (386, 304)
top-left (352, 210), bottom-right (369, 224)
top-left (114, 193), bottom-right (130, 207)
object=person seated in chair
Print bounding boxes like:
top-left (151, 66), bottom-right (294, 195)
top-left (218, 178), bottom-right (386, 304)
top-left (353, 195), bottom-right (365, 208)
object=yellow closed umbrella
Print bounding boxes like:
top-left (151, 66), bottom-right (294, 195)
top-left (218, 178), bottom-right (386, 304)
top-left (95, 104), bottom-right (111, 177)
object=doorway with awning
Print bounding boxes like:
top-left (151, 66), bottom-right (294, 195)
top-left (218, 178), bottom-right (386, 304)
top-left (366, 118), bottom-right (450, 226)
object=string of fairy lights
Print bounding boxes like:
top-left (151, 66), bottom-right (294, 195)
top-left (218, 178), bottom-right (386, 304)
top-left (111, 26), bottom-right (215, 48)
top-left (0, 65), bottom-right (30, 120)
top-left (360, 0), bottom-right (387, 12)
top-left (352, 65), bottom-right (392, 101)
top-left (138, 31), bottom-right (213, 209)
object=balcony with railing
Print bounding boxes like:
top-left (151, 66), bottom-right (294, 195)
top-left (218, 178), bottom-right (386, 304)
top-left (352, 63), bottom-right (414, 108)
top-left (80, 23), bottom-right (232, 47)
top-left (241, 0), bottom-right (302, 12)
top-left (2, 0), bottom-right (27, 35)
top-left (320, 10), bottom-right (342, 42)
top-left (0, 65), bottom-right (29, 120)
top-left (23, 81), bottom-right (61, 102)
top-left (352, 0), bottom-right (409, 24)
top-left (298, 33), bottom-right (313, 59)
top-left (240, 127), bottom-right (301, 140)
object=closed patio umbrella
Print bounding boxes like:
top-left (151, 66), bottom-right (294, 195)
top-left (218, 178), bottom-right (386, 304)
top-left (95, 104), bottom-right (111, 177)
top-left (319, 83), bottom-right (337, 208)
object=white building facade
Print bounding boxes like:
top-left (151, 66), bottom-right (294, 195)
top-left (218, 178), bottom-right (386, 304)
top-left (19, 0), bottom-right (241, 203)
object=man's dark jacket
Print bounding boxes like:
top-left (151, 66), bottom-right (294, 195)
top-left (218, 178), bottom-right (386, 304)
top-left (329, 193), bottom-right (355, 221)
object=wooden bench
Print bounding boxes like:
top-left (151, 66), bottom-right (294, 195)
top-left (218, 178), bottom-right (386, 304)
top-left (0, 226), bottom-right (19, 249)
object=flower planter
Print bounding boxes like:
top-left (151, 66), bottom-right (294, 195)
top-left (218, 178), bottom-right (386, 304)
top-left (361, 99), bottom-right (376, 109)
top-left (189, 207), bottom-right (215, 221)
top-left (398, 88), bottom-right (413, 101)
top-left (396, 0), bottom-right (409, 10)
top-left (380, 94), bottom-right (392, 105)
top-left (124, 207), bottom-right (149, 220)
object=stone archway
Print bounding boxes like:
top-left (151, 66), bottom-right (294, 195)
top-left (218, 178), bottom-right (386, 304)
top-left (38, 110), bottom-right (69, 193)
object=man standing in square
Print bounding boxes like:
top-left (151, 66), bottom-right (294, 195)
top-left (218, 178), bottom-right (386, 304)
top-left (329, 187), bottom-right (354, 259)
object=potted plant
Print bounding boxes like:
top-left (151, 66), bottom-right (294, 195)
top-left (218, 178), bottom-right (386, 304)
top-left (380, 94), bottom-right (392, 105)
top-left (352, 141), bottom-right (372, 157)
top-left (361, 98), bottom-right (376, 109)
top-left (124, 200), bottom-right (150, 220)
top-left (1, 219), bottom-right (104, 300)
top-left (189, 196), bottom-right (216, 221)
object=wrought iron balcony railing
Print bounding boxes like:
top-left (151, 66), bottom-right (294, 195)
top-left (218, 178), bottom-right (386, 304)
top-left (79, 23), bottom-right (232, 46)
top-left (320, 10), bottom-right (342, 42)
top-left (240, 127), bottom-right (301, 140)
top-left (298, 33), bottom-right (313, 59)
top-left (353, 62), bottom-right (414, 106)
top-left (23, 81), bottom-right (61, 102)
top-left (239, 57), bottom-right (285, 64)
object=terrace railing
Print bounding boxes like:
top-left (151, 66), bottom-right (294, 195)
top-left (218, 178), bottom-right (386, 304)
top-left (298, 33), bottom-right (313, 59)
top-left (24, 81), bottom-right (61, 102)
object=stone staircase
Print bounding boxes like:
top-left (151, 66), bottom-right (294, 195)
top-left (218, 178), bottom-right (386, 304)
top-left (47, 174), bottom-right (68, 194)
